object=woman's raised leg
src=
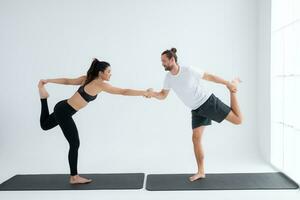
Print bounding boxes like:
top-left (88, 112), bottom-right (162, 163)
top-left (38, 80), bottom-right (59, 130)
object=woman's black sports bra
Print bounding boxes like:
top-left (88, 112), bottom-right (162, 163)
top-left (77, 85), bottom-right (97, 102)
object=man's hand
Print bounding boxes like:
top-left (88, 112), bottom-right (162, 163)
top-left (143, 88), bottom-right (169, 100)
top-left (143, 88), bottom-right (154, 98)
top-left (226, 81), bottom-right (237, 93)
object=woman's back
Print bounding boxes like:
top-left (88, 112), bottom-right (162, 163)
top-left (67, 80), bottom-right (102, 111)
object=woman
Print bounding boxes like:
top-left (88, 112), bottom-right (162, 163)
top-left (38, 58), bottom-right (151, 184)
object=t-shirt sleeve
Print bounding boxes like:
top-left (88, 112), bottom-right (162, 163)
top-left (189, 66), bottom-right (205, 78)
top-left (162, 74), bottom-right (171, 90)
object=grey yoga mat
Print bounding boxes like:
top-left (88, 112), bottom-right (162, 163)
top-left (146, 172), bottom-right (299, 191)
top-left (0, 173), bottom-right (144, 191)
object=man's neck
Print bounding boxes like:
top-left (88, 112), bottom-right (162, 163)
top-left (170, 64), bottom-right (180, 76)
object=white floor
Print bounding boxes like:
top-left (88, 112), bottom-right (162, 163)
top-left (0, 189), bottom-right (300, 200)
top-left (0, 159), bottom-right (299, 200)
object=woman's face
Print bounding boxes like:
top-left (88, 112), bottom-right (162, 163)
top-left (99, 66), bottom-right (112, 81)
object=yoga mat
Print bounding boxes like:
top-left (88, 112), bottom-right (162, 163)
top-left (0, 173), bottom-right (144, 191)
top-left (146, 172), bottom-right (299, 191)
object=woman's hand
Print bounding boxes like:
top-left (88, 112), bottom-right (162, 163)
top-left (40, 79), bottom-right (49, 85)
top-left (143, 88), bottom-right (154, 98)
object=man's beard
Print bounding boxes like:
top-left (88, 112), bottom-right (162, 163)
top-left (164, 65), bottom-right (172, 71)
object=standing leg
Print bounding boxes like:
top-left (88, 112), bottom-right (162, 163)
top-left (56, 116), bottom-right (92, 184)
top-left (59, 117), bottom-right (80, 176)
top-left (225, 78), bottom-right (243, 125)
top-left (189, 126), bottom-right (206, 181)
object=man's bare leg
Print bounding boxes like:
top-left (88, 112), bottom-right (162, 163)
top-left (225, 78), bottom-right (243, 124)
top-left (189, 126), bottom-right (206, 181)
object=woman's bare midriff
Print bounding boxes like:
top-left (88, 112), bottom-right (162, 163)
top-left (67, 92), bottom-right (89, 111)
top-left (66, 81), bottom-right (102, 111)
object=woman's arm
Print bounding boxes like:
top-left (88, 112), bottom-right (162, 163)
top-left (45, 78), bottom-right (68, 85)
top-left (101, 82), bottom-right (150, 97)
top-left (147, 88), bottom-right (169, 100)
top-left (44, 75), bottom-right (86, 85)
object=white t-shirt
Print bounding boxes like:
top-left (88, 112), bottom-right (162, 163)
top-left (163, 65), bottom-right (212, 110)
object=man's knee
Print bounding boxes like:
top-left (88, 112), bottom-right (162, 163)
top-left (192, 128), bottom-right (204, 142)
top-left (234, 117), bottom-right (243, 125)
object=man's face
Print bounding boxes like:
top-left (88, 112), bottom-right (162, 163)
top-left (161, 54), bottom-right (174, 71)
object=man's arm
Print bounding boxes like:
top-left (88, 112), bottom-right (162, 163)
top-left (148, 89), bottom-right (169, 100)
top-left (202, 72), bottom-right (237, 92)
top-left (202, 72), bottom-right (229, 85)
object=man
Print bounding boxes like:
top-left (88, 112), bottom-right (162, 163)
top-left (147, 48), bottom-right (243, 181)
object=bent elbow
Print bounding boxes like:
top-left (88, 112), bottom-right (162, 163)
top-left (160, 95), bottom-right (167, 100)
top-left (159, 92), bottom-right (167, 100)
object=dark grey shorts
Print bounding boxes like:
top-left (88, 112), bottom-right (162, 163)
top-left (191, 93), bottom-right (231, 129)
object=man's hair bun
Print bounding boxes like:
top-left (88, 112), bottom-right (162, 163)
top-left (170, 48), bottom-right (177, 53)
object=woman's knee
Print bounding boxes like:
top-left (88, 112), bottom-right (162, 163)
top-left (40, 123), bottom-right (47, 130)
top-left (70, 139), bottom-right (80, 150)
top-left (40, 122), bottom-right (50, 131)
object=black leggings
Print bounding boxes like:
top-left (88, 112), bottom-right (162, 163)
top-left (40, 98), bottom-right (79, 176)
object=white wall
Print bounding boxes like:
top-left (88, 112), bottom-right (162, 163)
top-left (270, 0), bottom-right (300, 183)
top-left (257, 0), bottom-right (271, 163)
top-left (257, 0), bottom-right (300, 184)
top-left (0, 0), bottom-right (262, 182)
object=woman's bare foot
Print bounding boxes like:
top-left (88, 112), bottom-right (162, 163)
top-left (189, 172), bottom-right (206, 182)
top-left (38, 80), bottom-right (49, 99)
top-left (69, 175), bottom-right (92, 184)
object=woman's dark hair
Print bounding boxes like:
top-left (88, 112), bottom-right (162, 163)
top-left (83, 58), bottom-right (110, 86)
top-left (161, 47), bottom-right (177, 63)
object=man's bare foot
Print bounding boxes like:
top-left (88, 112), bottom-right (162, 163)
top-left (69, 175), bottom-right (92, 184)
top-left (232, 77), bottom-right (242, 85)
top-left (227, 77), bottom-right (242, 93)
top-left (38, 80), bottom-right (49, 99)
top-left (189, 173), bottom-right (206, 182)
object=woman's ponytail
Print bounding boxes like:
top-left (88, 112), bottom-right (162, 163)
top-left (83, 58), bottom-right (110, 86)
